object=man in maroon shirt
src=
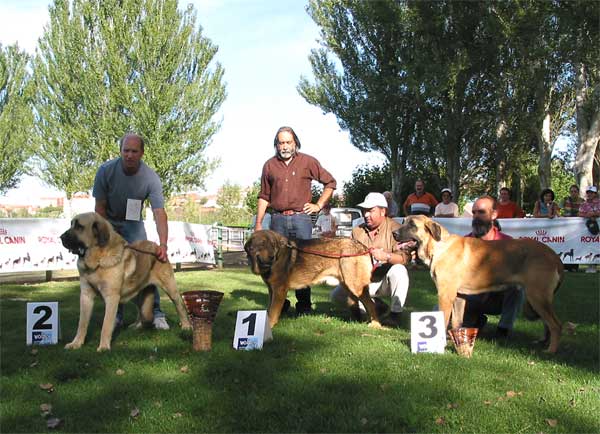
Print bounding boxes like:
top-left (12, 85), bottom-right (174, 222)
top-left (255, 126), bottom-right (337, 315)
top-left (455, 195), bottom-right (525, 338)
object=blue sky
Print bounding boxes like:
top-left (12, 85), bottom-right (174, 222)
top-left (0, 0), bottom-right (384, 199)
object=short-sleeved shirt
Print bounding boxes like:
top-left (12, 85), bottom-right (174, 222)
top-left (352, 217), bottom-right (403, 254)
top-left (579, 198), bottom-right (600, 216)
top-left (403, 192), bottom-right (438, 216)
top-left (434, 202), bottom-right (459, 217)
top-left (496, 201), bottom-right (525, 218)
top-left (259, 152), bottom-right (336, 212)
top-left (560, 197), bottom-right (584, 217)
top-left (92, 158), bottom-right (165, 222)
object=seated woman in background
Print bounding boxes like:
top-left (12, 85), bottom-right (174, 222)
top-left (560, 184), bottom-right (584, 217)
top-left (533, 188), bottom-right (560, 218)
top-left (434, 188), bottom-right (459, 217)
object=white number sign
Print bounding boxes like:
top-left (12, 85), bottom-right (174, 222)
top-left (26, 302), bottom-right (60, 345)
top-left (232, 310), bottom-right (272, 350)
top-left (410, 311), bottom-right (446, 354)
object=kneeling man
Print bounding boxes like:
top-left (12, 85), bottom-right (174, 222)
top-left (454, 195), bottom-right (525, 337)
top-left (331, 192), bottom-right (410, 325)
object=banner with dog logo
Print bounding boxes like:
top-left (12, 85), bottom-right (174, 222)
top-left (0, 218), bottom-right (216, 273)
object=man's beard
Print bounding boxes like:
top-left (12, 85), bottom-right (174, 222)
top-left (471, 217), bottom-right (493, 238)
top-left (277, 149), bottom-right (295, 160)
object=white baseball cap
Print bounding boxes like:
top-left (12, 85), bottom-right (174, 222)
top-left (357, 192), bottom-right (388, 209)
top-left (586, 186), bottom-right (597, 193)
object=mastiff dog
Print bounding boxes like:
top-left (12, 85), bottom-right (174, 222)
top-left (244, 230), bottom-right (379, 329)
top-left (60, 212), bottom-right (192, 351)
top-left (393, 215), bottom-right (564, 353)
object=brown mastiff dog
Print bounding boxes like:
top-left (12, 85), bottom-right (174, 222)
top-left (60, 212), bottom-right (192, 351)
top-left (244, 230), bottom-right (379, 329)
top-left (393, 215), bottom-right (564, 353)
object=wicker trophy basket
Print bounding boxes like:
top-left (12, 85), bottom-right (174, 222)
top-left (182, 290), bottom-right (224, 351)
top-left (449, 327), bottom-right (479, 358)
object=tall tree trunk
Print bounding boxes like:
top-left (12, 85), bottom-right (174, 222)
top-left (495, 118), bottom-right (509, 194)
top-left (574, 63), bottom-right (600, 190)
top-left (537, 112), bottom-right (552, 189)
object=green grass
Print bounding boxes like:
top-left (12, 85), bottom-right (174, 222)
top-left (1, 268), bottom-right (598, 433)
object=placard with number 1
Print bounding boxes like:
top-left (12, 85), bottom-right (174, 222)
top-left (232, 310), bottom-right (272, 350)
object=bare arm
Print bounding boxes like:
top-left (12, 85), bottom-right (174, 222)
top-left (95, 199), bottom-right (108, 218)
top-left (255, 198), bottom-right (269, 231)
top-left (153, 208), bottom-right (169, 262)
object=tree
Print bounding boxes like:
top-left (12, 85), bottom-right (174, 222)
top-left (32, 0), bottom-right (226, 199)
top-left (215, 181), bottom-right (251, 227)
top-left (244, 180), bottom-right (261, 215)
top-left (342, 163), bottom-right (390, 208)
top-left (559, 1), bottom-right (600, 190)
top-left (299, 0), bottom-right (417, 207)
top-left (0, 44), bottom-right (34, 193)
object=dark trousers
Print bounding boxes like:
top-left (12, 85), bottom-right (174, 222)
top-left (270, 212), bottom-right (313, 309)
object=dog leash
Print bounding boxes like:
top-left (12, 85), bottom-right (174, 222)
top-left (125, 244), bottom-right (160, 258)
top-left (287, 244), bottom-right (374, 259)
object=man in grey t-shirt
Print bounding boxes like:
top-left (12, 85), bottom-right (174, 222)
top-left (92, 133), bottom-right (170, 330)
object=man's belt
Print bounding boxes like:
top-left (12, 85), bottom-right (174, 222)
top-left (276, 210), bottom-right (300, 216)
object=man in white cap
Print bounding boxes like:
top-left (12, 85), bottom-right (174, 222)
top-left (330, 192), bottom-right (411, 325)
top-left (578, 186), bottom-right (600, 219)
top-left (434, 188), bottom-right (459, 217)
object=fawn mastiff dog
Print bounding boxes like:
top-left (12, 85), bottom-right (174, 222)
top-left (60, 212), bottom-right (192, 351)
top-left (393, 215), bottom-right (564, 353)
top-left (244, 230), bottom-right (379, 329)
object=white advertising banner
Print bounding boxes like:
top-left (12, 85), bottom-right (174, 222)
top-left (0, 218), bottom-right (215, 274)
top-left (395, 217), bottom-right (598, 265)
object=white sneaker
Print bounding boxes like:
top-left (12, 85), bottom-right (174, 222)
top-left (153, 316), bottom-right (170, 330)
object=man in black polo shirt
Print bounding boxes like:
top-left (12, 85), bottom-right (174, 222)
top-left (255, 126), bottom-right (337, 315)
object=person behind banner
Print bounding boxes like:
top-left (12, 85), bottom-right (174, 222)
top-left (560, 184), bottom-right (584, 217)
top-left (579, 186), bottom-right (600, 235)
top-left (434, 188), bottom-right (459, 217)
top-left (403, 179), bottom-right (438, 216)
top-left (453, 195), bottom-right (525, 338)
top-left (93, 132), bottom-right (170, 330)
top-left (383, 191), bottom-right (399, 217)
top-left (496, 187), bottom-right (525, 218)
top-left (533, 188), bottom-right (560, 219)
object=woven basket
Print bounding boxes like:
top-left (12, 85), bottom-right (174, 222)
top-left (449, 327), bottom-right (479, 358)
top-left (182, 290), bottom-right (223, 351)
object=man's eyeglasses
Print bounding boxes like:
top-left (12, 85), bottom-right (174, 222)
top-left (473, 209), bottom-right (488, 214)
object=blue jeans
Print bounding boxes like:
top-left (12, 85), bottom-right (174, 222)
top-left (270, 213), bottom-right (313, 308)
top-left (110, 220), bottom-right (165, 322)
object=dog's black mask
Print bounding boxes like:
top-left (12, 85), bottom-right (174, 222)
top-left (60, 230), bottom-right (87, 257)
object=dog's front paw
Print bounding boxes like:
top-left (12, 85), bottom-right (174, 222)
top-left (64, 341), bottom-right (82, 350)
top-left (96, 343), bottom-right (111, 352)
top-left (368, 321), bottom-right (384, 330)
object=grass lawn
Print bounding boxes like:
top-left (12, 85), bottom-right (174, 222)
top-left (1, 267), bottom-right (598, 433)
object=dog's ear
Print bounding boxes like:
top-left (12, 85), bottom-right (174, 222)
top-left (424, 219), bottom-right (442, 241)
top-left (92, 219), bottom-right (111, 247)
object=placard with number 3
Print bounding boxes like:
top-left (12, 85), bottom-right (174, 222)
top-left (410, 311), bottom-right (446, 354)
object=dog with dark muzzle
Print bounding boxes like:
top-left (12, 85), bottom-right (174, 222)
top-left (244, 230), bottom-right (378, 329)
top-left (393, 215), bottom-right (564, 353)
top-left (60, 212), bottom-right (191, 351)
